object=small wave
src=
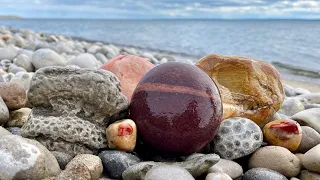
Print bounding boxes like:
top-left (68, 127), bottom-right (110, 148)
top-left (272, 61), bottom-right (320, 78)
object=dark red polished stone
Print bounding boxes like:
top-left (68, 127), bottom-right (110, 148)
top-left (130, 62), bottom-right (223, 154)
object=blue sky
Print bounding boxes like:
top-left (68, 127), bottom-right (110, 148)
top-left (1, 0), bottom-right (320, 19)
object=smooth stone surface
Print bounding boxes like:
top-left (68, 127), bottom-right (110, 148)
top-left (295, 88), bottom-right (311, 95)
top-left (208, 159), bottom-right (243, 179)
top-left (8, 63), bottom-right (27, 74)
top-left (300, 170), bottom-right (320, 180)
top-left (0, 82), bottom-right (26, 110)
top-left (284, 85), bottom-right (297, 97)
top-left (55, 162), bottom-right (91, 180)
top-left (66, 154), bottom-right (103, 180)
top-left (122, 153), bottom-right (220, 180)
top-left (51, 151), bottom-right (73, 170)
top-left (304, 104), bottom-right (320, 109)
top-left (144, 165), bottom-right (195, 180)
top-left (296, 126), bottom-right (320, 153)
top-left (296, 93), bottom-right (320, 104)
top-left (101, 55), bottom-right (154, 101)
top-left (292, 108), bottom-right (320, 134)
top-left (21, 67), bottom-right (128, 156)
top-left (263, 119), bottom-right (302, 151)
top-left (243, 168), bottom-right (288, 180)
top-left (31, 48), bottom-right (66, 69)
top-left (196, 54), bottom-right (284, 127)
top-left (71, 53), bottom-right (100, 69)
top-left (9, 71), bottom-right (34, 90)
top-left (130, 62), bottom-right (222, 154)
top-left (106, 119), bottom-right (137, 152)
top-left (249, 146), bottom-right (300, 177)
top-left (295, 153), bottom-right (305, 170)
top-left (0, 96), bottom-right (9, 125)
top-left (302, 144), bottom-right (320, 173)
top-left (278, 98), bottom-right (305, 116)
top-left (99, 150), bottom-right (141, 179)
top-left (212, 117), bottom-right (263, 160)
top-left (6, 107), bottom-right (31, 127)
top-left (0, 126), bottom-right (12, 138)
top-left (13, 54), bottom-right (34, 72)
top-left (0, 45), bottom-right (18, 61)
top-left (206, 172), bottom-right (232, 180)
top-left (0, 135), bottom-right (60, 180)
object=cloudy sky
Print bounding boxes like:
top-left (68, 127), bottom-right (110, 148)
top-left (1, 0), bottom-right (320, 19)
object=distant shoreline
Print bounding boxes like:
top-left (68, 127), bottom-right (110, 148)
top-left (0, 15), bottom-right (21, 19)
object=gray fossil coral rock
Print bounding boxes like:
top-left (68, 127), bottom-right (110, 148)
top-left (21, 66), bottom-right (129, 156)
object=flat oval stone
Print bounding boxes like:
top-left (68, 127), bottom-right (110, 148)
top-left (144, 165), bottom-right (195, 180)
top-left (196, 54), bottom-right (284, 127)
top-left (249, 146), bottom-right (300, 177)
top-left (212, 117), bottom-right (263, 160)
top-left (130, 62), bottom-right (222, 154)
top-left (243, 168), bottom-right (288, 180)
top-left (263, 119), bottom-right (302, 151)
top-left (296, 126), bottom-right (320, 153)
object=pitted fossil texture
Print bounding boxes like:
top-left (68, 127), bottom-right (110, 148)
top-left (212, 117), bottom-right (263, 160)
top-left (22, 66), bottom-right (129, 156)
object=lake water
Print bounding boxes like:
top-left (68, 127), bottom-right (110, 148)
top-left (1, 19), bottom-right (320, 84)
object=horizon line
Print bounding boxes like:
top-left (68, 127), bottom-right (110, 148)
top-left (2, 17), bottom-right (320, 21)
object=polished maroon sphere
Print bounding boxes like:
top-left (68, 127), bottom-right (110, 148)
top-left (130, 62), bottom-right (223, 154)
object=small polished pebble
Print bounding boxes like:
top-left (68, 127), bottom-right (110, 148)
top-left (99, 150), bottom-right (141, 179)
top-left (263, 119), bottom-right (302, 151)
top-left (208, 159), bottom-right (243, 179)
top-left (249, 146), bottom-right (300, 177)
top-left (302, 144), bottom-right (320, 173)
top-left (144, 165), bottom-right (195, 180)
top-left (300, 170), bottom-right (320, 180)
top-left (212, 117), bottom-right (263, 159)
top-left (205, 172), bottom-right (232, 180)
top-left (106, 119), bottom-right (137, 152)
top-left (243, 168), bottom-right (288, 180)
top-left (296, 126), bottom-right (320, 153)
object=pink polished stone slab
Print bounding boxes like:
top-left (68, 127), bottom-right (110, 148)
top-left (101, 55), bottom-right (155, 101)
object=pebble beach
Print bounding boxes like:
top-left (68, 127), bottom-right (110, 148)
top-left (0, 26), bottom-right (320, 180)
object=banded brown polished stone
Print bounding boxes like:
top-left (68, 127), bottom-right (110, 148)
top-left (196, 54), bottom-right (285, 127)
top-left (130, 62), bottom-right (222, 154)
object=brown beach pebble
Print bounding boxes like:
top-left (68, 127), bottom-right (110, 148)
top-left (0, 82), bottom-right (26, 110)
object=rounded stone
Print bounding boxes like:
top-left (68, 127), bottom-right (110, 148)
top-left (243, 168), bottom-right (288, 180)
top-left (212, 117), bottom-right (263, 160)
top-left (6, 107), bottom-right (31, 127)
top-left (99, 150), bottom-right (141, 179)
top-left (0, 82), bottom-right (26, 110)
top-left (0, 135), bottom-right (61, 180)
top-left (66, 154), bottom-right (103, 180)
top-left (205, 172), bottom-right (232, 180)
top-left (0, 96), bottom-right (9, 125)
top-left (71, 53), bottom-right (100, 69)
top-left (130, 62), bottom-right (222, 154)
top-left (263, 119), bottom-right (302, 151)
top-left (249, 146), bottom-right (301, 177)
top-left (31, 48), bottom-right (66, 69)
top-left (101, 55), bottom-right (155, 101)
top-left (51, 151), bottom-right (73, 170)
top-left (296, 126), bottom-right (320, 153)
top-left (300, 170), bottom-right (320, 180)
top-left (278, 98), bottom-right (305, 116)
top-left (208, 159), bottom-right (243, 179)
top-left (13, 54), bottom-right (34, 72)
top-left (302, 144), bottom-right (320, 173)
top-left (144, 165), bottom-right (195, 180)
top-left (196, 54), bottom-right (285, 127)
top-left (106, 119), bottom-right (137, 152)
